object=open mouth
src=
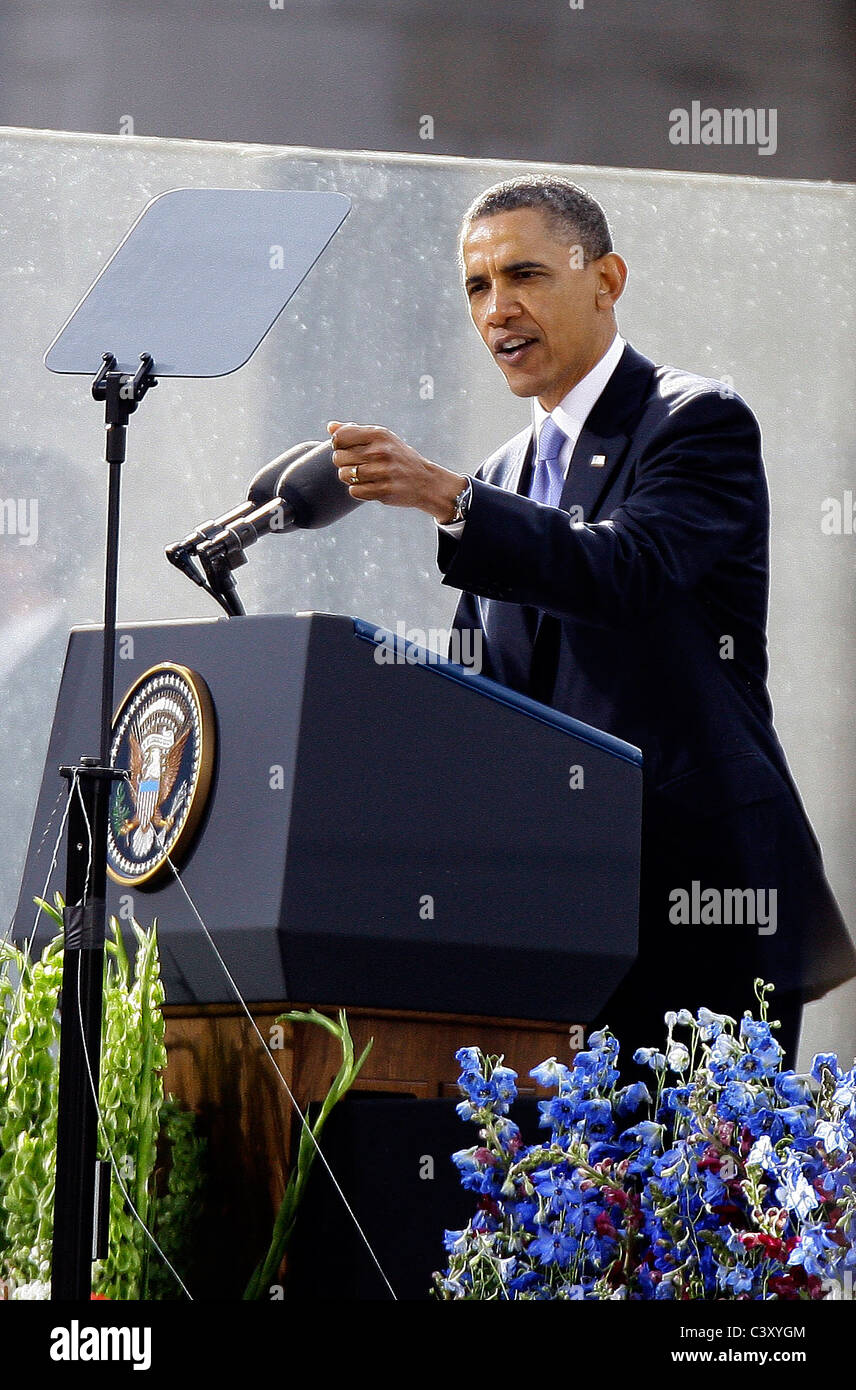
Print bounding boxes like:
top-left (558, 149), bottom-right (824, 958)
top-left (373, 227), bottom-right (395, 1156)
top-left (496, 336), bottom-right (537, 365)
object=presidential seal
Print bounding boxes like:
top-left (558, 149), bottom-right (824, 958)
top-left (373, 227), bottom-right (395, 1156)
top-left (107, 663), bottom-right (215, 888)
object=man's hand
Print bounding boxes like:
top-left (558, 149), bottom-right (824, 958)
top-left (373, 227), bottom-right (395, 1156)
top-left (327, 421), bottom-right (465, 523)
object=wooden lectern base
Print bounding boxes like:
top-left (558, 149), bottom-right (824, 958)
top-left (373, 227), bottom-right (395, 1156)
top-left (162, 1002), bottom-right (580, 1299)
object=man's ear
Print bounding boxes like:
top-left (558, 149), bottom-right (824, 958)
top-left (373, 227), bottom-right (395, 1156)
top-left (595, 253), bottom-right (628, 308)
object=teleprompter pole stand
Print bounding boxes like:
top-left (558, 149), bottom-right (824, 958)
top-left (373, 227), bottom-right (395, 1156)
top-left (43, 187), bottom-right (352, 1297)
top-left (51, 352), bottom-right (157, 1301)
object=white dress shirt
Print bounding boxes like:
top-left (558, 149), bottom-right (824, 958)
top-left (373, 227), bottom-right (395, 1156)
top-left (438, 331), bottom-right (626, 536)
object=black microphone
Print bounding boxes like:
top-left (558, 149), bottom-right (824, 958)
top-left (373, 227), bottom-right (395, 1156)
top-left (276, 439), bottom-right (363, 529)
top-left (246, 441), bottom-right (319, 506)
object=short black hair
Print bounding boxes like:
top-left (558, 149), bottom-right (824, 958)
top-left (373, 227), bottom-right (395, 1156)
top-left (458, 174), bottom-right (613, 268)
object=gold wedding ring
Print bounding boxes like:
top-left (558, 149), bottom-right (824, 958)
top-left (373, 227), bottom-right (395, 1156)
top-left (349, 465), bottom-right (360, 485)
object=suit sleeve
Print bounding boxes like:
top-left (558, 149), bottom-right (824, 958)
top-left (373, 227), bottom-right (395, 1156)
top-left (437, 391), bottom-right (764, 629)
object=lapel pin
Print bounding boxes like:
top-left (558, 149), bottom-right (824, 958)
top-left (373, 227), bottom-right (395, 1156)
top-left (589, 453), bottom-right (606, 468)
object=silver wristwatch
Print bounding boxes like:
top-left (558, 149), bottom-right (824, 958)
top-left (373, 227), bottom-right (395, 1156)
top-left (449, 477), bottom-right (472, 524)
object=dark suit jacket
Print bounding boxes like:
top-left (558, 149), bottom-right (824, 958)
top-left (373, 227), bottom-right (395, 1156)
top-left (437, 341), bottom-right (856, 1002)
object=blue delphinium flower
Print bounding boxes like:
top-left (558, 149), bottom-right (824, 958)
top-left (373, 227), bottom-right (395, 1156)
top-left (774, 1105), bottom-right (812, 1138)
top-left (716, 1262), bottom-right (755, 1295)
top-left (586, 1027), bottom-right (620, 1058)
top-left (816, 1117), bottom-right (851, 1155)
top-left (539, 1093), bottom-right (577, 1132)
top-left (624, 1119), bottom-right (664, 1146)
top-left (651, 1146), bottom-right (687, 1200)
top-left (578, 1098), bottom-right (614, 1141)
top-left (659, 1085), bottom-right (693, 1117)
top-left (533, 1169), bottom-right (577, 1215)
top-left (775, 1153), bottom-right (820, 1222)
top-left (615, 1081), bottom-right (652, 1116)
top-left (454, 1050), bottom-right (517, 1115)
top-left (633, 1047), bottom-right (666, 1071)
top-left (735, 1051), bottom-right (768, 1082)
top-left (529, 1057), bottom-right (572, 1089)
top-left (491, 1064), bottom-right (518, 1113)
top-left (529, 1226), bottom-right (578, 1269)
top-left (787, 1224), bottom-right (840, 1279)
top-left (457, 1071), bottom-right (496, 1108)
top-left (811, 1053), bottom-right (842, 1083)
top-left (774, 1070), bottom-right (811, 1106)
top-left (739, 1017), bottom-right (773, 1049)
top-left (509, 1196), bottom-right (539, 1230)
top-left (508, 1268), bottom-right (543, 1296)
top-left (559, 1187), bottom-right (602, 1239)
top-left (666, 1042), bottom-right (690, 1073)
top-left (451, 1147), bottom-right (484, 1192)
top-left (745, 1134), bottom-right (779, 1174)
top-left (717, 1079), bottom-right (759, 1121)
top-left (696, 1007), bottom-right (732, 1040)
top-left (710, 1031), bottom-right (742, 1061)
top-left (700, 1169), bottom-right (727, 1206)
top-left (494, 1116), bottom-right (522, 1152)
top-left (572, 1047), bottom-right (618, 1091)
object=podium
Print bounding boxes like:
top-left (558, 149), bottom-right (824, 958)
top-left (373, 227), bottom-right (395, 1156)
top-left (14, 611), bottom-right (643, 1294)
top-left (15, 611), bottom-right (642, 1019)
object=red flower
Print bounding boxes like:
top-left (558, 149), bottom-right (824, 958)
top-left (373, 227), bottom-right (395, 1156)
top-left (767, 1275), bottom-right (799, 1299)
top-left (697, 1146), bottom-right (722, 1172)
top-left (595, 1211), bottom-right (618, 1239)
top-left (711, 1203), bottom-right (747, 1225)
top-left (739, 1232), bottom-right (787, 1260)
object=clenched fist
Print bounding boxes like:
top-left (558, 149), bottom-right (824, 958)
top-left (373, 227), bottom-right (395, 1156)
top-left (327, 420), bottom-right (466, 524)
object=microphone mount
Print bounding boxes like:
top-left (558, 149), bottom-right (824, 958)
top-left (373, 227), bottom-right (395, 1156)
top-left (196, 497), bottom-right (298, 617)
top-left (166, 438), bottom-right (354, 618)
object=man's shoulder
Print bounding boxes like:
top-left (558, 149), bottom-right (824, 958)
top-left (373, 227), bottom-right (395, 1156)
top-left (653, 362), bottom-right (754, 413)
top-left (612, 345), bottom-right (763, 465)
top-left (630, 346), bottom-right (758, 425)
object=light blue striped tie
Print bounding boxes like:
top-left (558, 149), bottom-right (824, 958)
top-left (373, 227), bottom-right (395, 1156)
top-left (530, 417), bottom-right (567, 507)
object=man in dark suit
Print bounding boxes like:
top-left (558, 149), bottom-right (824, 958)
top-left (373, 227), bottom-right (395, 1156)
top-left (328, 174), bottom-right (856, 1064)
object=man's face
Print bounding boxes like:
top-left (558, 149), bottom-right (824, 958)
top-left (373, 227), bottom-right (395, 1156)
top-left (461, 207), bottom-right (615, 411)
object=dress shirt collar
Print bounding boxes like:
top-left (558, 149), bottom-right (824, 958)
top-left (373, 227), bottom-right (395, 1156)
top-left (532, 332), bottom-right (626, 448)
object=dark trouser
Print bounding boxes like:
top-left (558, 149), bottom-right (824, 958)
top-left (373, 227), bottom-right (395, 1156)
top-left (587, 785), bottom-right (810, 1081)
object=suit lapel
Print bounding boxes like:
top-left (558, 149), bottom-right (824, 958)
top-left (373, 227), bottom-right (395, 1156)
top-left (506, 342), bottom-right (656, 522)
top-left (529, 342), bottom-right (656, 657)
top-left (502, 429), bottom-right (534, 496)
top-left (559, 343), bottom-right (656, 522)
top-left (560, 425), bottom-right (631, 523)
top-left (495, 431), bottom-right (540, 649)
